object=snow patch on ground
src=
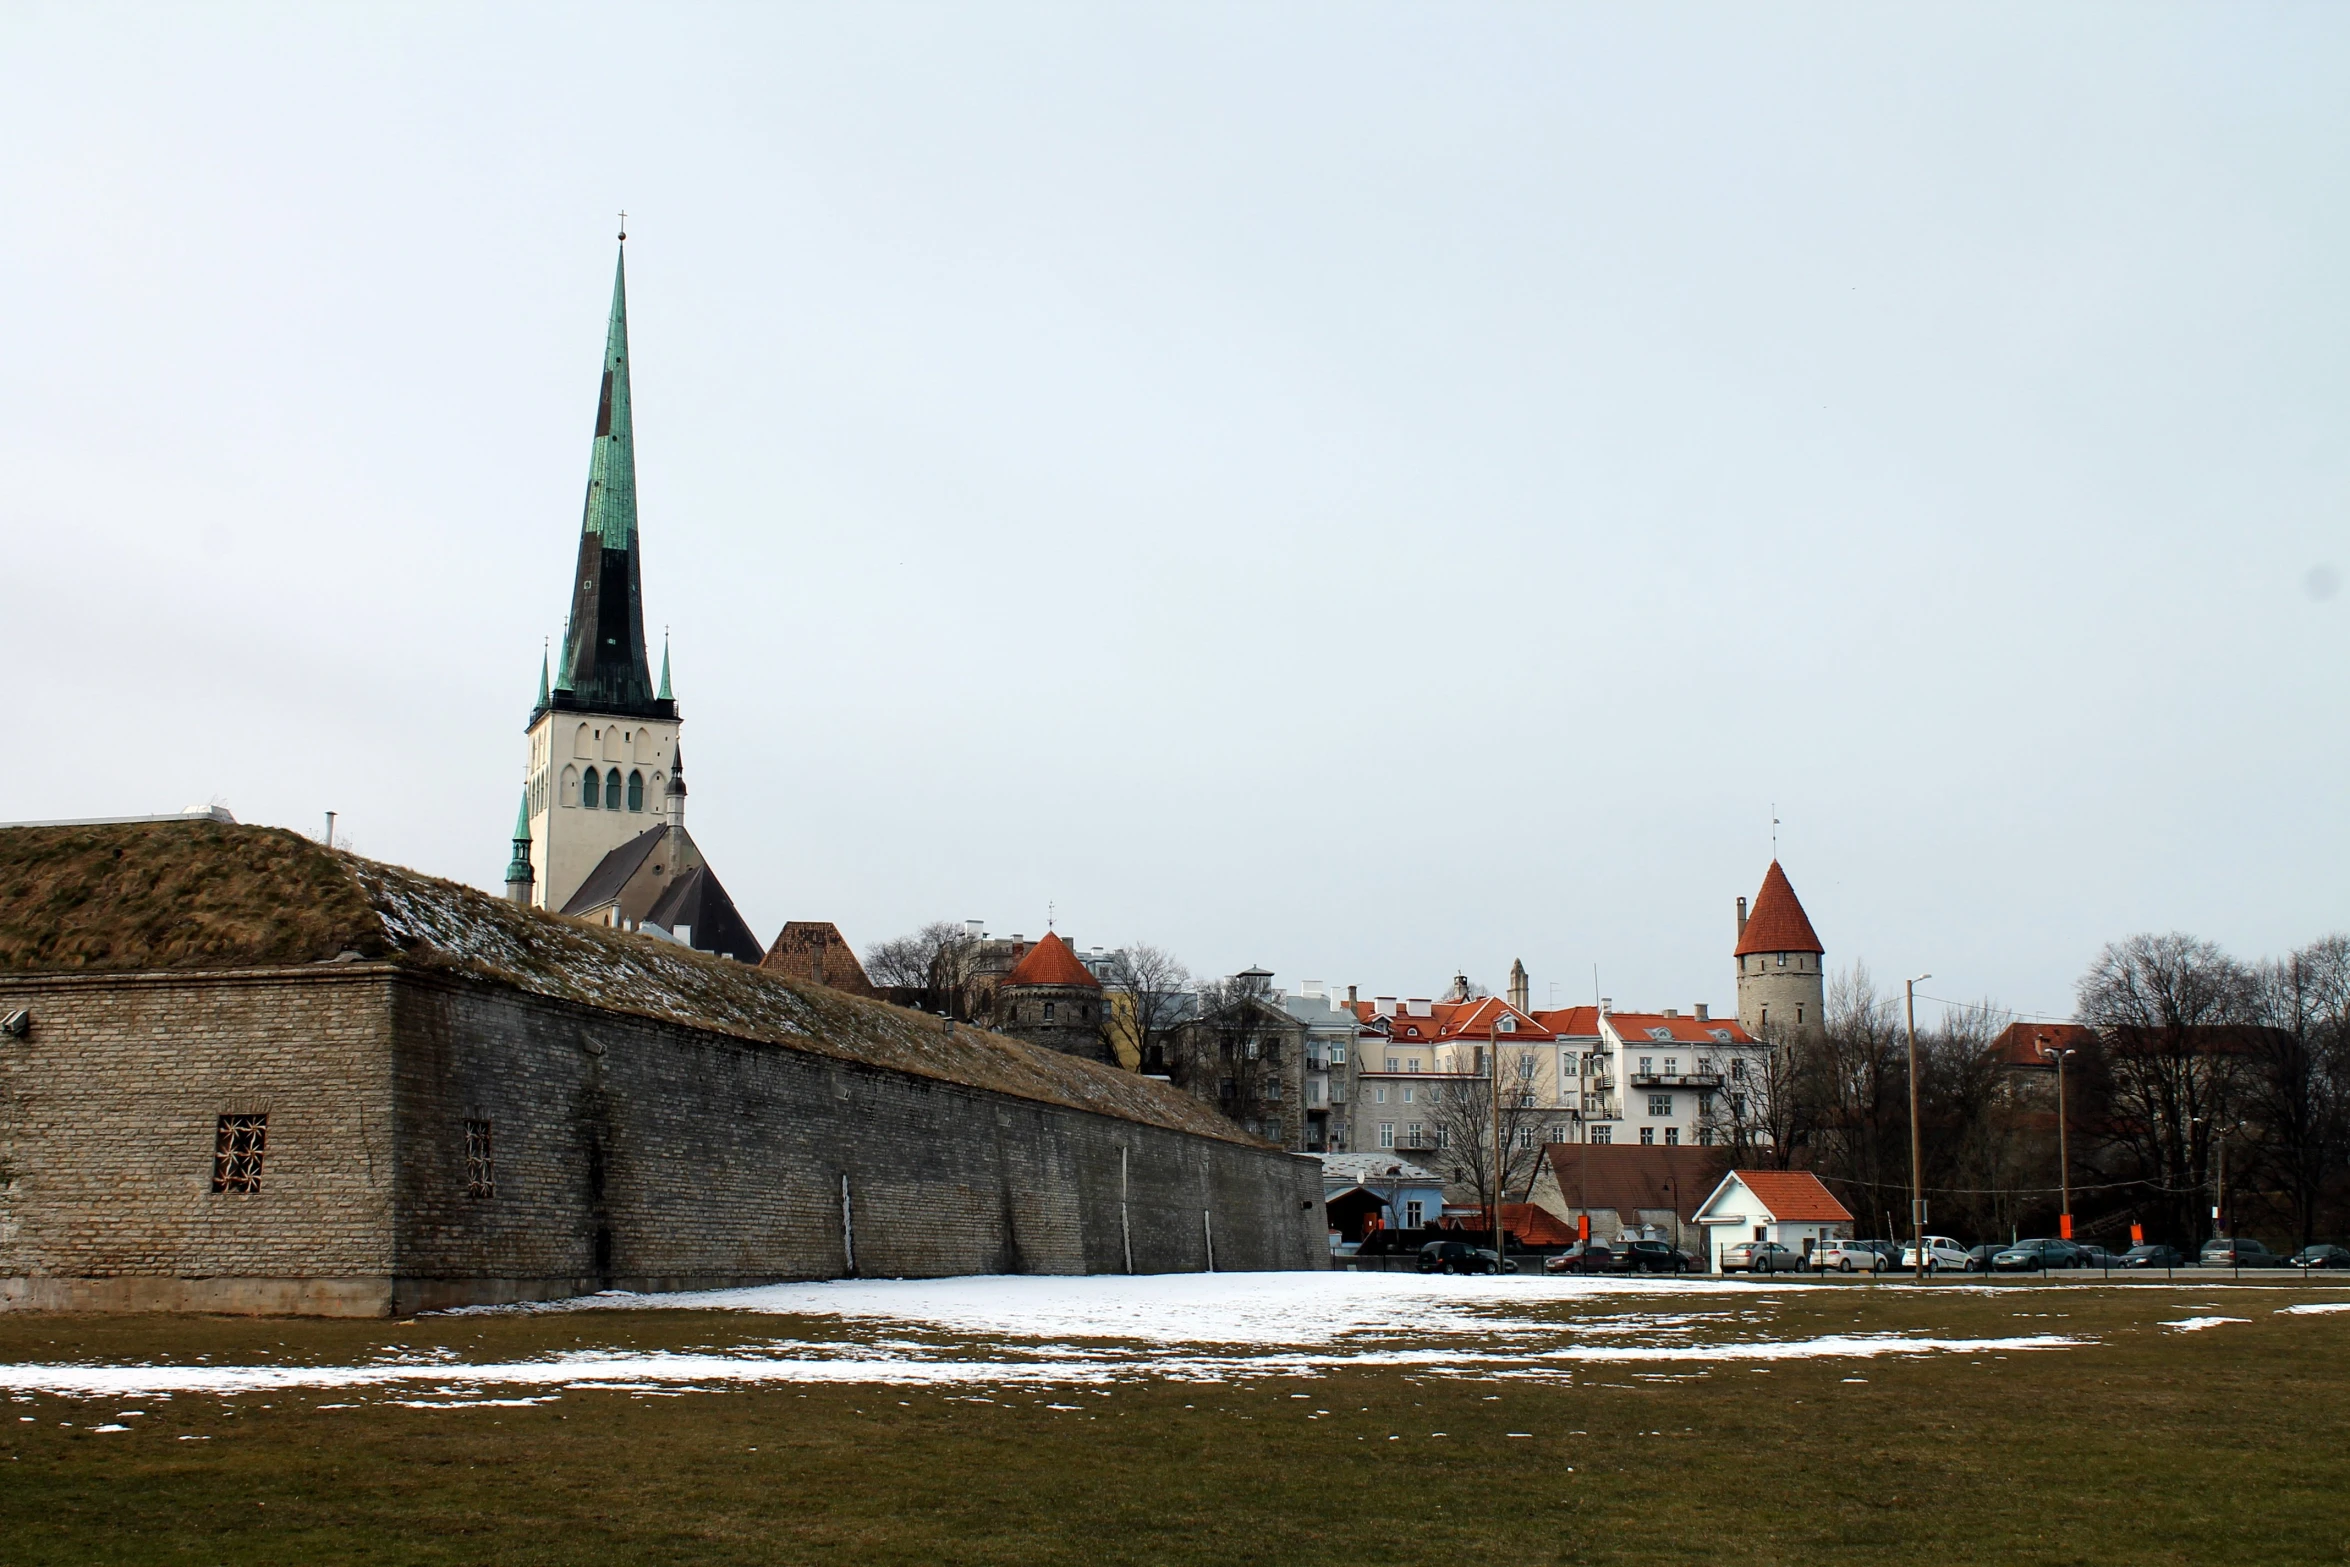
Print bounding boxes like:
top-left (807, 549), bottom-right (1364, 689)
top-left (2277, 1302), bottom-right (2350, 1316)
top-left (2161, 1316), bottom-right (2251, 1332)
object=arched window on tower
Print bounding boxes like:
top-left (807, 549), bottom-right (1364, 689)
top-left (627, 770), bottom-right (645, 812)
top-left (560, 766), bottom-right (578, 808)
top-left (573, 724), bottom-right (591, 760)
top-left (604, 771), bottom-right (622, 810)
top-left (582, 767), bottom-right (600, 809)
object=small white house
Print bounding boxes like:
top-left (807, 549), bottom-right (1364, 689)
top-left (1693, 1169), bottom-right (1853, 1271)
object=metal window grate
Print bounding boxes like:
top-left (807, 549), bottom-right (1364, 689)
top-left (465, 1118), bottom-right (496, 1199)
top-left (212, 1114), bottom-right (267, 1193)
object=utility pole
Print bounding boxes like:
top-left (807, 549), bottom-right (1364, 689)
top-left (1489, 1035), bottom-right (1505, 1265)
top-left (1905, 974), bottom-right (1931, 1282)
top-left (2040, 1041), bottom-right (2077, 1240)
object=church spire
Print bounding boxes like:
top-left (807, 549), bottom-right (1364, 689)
top-left (657, 632), bottom-right (673, 701)
top-left (503, 791), bottom-right (535, 904)
top-left (534, 643), bottom-right (550, 712)
top-left (555, 239), bottom-right (663, 717)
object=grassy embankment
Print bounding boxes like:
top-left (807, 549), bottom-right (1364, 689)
top-left (0, 1282), bottom-right (2344, 1566)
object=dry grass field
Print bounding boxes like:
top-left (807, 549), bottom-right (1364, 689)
top-left (1, 1275), bottom-right (2344, 1566)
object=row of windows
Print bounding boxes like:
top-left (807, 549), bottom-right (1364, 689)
top-left (573, 723), bottom-right (660, 764)
top-left (1742, 952), bottom-right (1812, 972)
top-left (563, 766), bottom-right (648, 812)
top-left (1588, 1125), bottom-right (1709, 1146)
top-left (210, 1114), bottom-right (496, 1198)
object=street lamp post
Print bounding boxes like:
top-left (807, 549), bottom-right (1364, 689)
top-left (2040, 1042), bottom-right (2077, 1240)
top-left (1488, 1037), bottom-right (1505, 1265)
top-left (1905, 974), bottom-right (1931, 1283)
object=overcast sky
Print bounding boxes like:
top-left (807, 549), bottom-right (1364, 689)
top-left (5, 5), bottom-right (2343, 1023)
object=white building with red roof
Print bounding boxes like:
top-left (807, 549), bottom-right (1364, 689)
top-left (1693, 1168), bottom-right (1854, 1271)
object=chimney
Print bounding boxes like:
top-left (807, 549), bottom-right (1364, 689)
top-left (1662, 1008), bottom-right (1678, 1019)
top-left (1600, 997), bottom-right (1612, 1016)
top-left (1347, 984), bottom-right (1358, 1005)
top-left (1736, 895), bottom-right (1748, 941)
top-left (1374, 996), bottom-right (1397, 1018)
top-left (1694, 1003), bottom-right (1709, 1022)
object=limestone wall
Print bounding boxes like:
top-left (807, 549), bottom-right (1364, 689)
top-left (0, 964), bottom-right (1324, 1317)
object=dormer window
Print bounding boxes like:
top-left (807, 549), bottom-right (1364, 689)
top-left (1709, 1028), bottom-right (1731, 1042)
top-left (1646, 1026), bottom-right (1672, 1041)
top-left (1496, 1015), bottom-right (1515, 1033)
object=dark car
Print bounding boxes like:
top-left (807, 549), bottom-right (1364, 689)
top-left (1619, 1239), bottom-right (1692, 1275)
top-left (2200, 1238), bottom-right (2286, 1269)
top-left (1545, 1241), bottom-right (1620, 1275)
top-left (1991, 1239), bottom-right (2083, 1272)
top-left (1417, 1240), bottom-right (1517, 1275)
top-left (1962, 1244), bottom-right (2002, 1273)
top-left (2075, 1244), bottom-right (2125, 1269)
top-left (2290, 1244), bottom-right (2350, 1270)
top-left (2120, 1244), bottom-right (2188, 1269)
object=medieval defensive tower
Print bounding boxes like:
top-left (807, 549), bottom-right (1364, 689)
top-left (1734, 861), bottom-right (1826, 1044)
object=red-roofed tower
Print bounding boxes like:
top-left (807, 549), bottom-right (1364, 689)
top-left (1734, 861), bottom-right (1826, 1043)
top-left (997, 931), bottom-right (1111, 1064)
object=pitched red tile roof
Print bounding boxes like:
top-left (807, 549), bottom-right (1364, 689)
top-left (1532, 1005), bottom-right (1601, 1036)
top-left (1605, 1011), bottom-right (1756, 1046)
top-left (1001, 930), bottom-right (1101, 990)
top-left (1538, 1143), bottom-right (1725, 1223)
top-left (1725, 1169), bottom-right (1852, 1223)
top-left (1734, 860), bottom-right (1824, 956)
top-left (1988, 1021), bottom-right (2096, 1069)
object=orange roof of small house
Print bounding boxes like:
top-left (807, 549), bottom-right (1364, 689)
top-left (1532, 1005), bottom-right (1601, 1036)
top-left (1733, 861), bottom-right (1824, 956)
top-left (1605, 1011), bottom-right (1757, 1046)
top-left (1001, 930), bottom-right (1101, 990)
top-left (1724, 1169), bottom-right (1852, 1223)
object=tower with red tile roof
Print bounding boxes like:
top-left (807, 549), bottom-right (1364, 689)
top-left (1733, 861), bottom-right (1826, 1043)
top-left (997, 931), bottom-right (1112, 1065)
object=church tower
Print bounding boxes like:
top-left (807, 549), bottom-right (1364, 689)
top-left (1734, 860), bottom-right (1826, 1043)
top-left (517, 237), bottom-right (682, 914)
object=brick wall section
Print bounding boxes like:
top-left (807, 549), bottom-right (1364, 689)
top-left (0, 965), bottom-right (1324, 1316)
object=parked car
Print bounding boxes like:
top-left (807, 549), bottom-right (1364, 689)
top-left (1720, 1241), bottom-right (1761, 1273)
top-left (1545, 1241), bottom-right (1620, 1275)
top-left (1991, 1239), bottom-right (2083, 1272)
top-left (1619, 1239), bottom-right (1692, 1275)
top-left (1962, 1244), bottom-right (2003, 1272)
top-left (2120, 1244), bottom-right (2188, 1269)
top-left (1811, 1239), bottom-right (1891, 1274)
top-left (1900, 1236), bottom-right (1973, 1272)
top-left (2199, 1238), bottom-right (2286, 1268)
top-left (2290, 1244), bottom-right (2350, 1270)
top-left (2075, 1244), bottom-right (2125, 1269)
top-left (1747, 1241), bottom-right (1807, 1274)
top-left (1418, 1240), bottom-right (1517, 1275)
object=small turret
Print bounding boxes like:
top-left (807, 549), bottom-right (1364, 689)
top-left (665, 741), bottom-right (687, 829)
top-left (503, 792), bottom-right (535, 904)
top-left (1507, 959), bottom-right (1529, 1013)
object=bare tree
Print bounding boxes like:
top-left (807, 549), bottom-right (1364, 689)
top-left (2077, 932), bottom-right (2257, 1245)
top-left (1916, 998), bottom-right (2037, 1244)
top-left (1423, 1043), bottom-right (1551, 1228)
top-left (1099, 943), bottom-right (1192, 1073)
top-left (1807, 964), bottom-right (1911, 1236)
top-left (1174, 970), bottom-right (1299, 1146)
top-left (1701, 1024), bottom-right (1809, 1168)
top-left (864, 920), bottom-right (980, 1019)
top-left (2246, 936), bottom-right (2350, 1250)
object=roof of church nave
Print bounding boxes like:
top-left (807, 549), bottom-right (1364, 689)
top-left (0, 820), bottom-right (1258, 1146)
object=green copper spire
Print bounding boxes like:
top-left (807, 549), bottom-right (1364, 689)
top-left (657, 633), bottom-right (672, 700)
top-left (535, 644), bottom-right (551, 710)
top-left (503, 791), bottom-right (534, 897)
top-left (554, 238), bottom-right (661, 716)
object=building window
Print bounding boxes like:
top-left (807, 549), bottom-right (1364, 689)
top-left (1405, 1122), bottom-right (1424, 1148)
top-left (1796, 1004), bottom-right (1806, 1026)
top-left (1776, 952), bottom-right (1787, 968)
top-left (627, 770), bottom-right (645, 811)
top-left (1731, 1057), bottom-right (1747, 1080)
top-left (1373, 1086), bottom-right (1388, 1105)
top-left (605, 772), bottom-right (622, 809)
top-left (1592, 1125), bottom-right (1612, 1145)
top-left (1407, 1058), bottom-right (1421, 1073)
top-left (465, 1119), bottom-right (496, 1198)
top-left (1404, 1200), bottom-right (1425, 1228)
top-left (1730, 1093), bottom-right (1747, 1117)
top-left (1245, 1039), bottom-right (1258, 1059)
top-left (1639, 1126), bottom-right (1655, 1145)
top-left (1402, 1086), bottom-right (1415, 1105)
top-left (1648, 1094), bottom-right (1672, 1117)
top-left (1548, 1124), bottom-right (1567, 1144)
top-left (1665, 1127), bottom-right (1680, 1146)
top-left (1664, 1058), bottom-right (1678, 1075)
top-left (581, 766), bottom-right (600, 808)
top-left (1330, 1043), bottom-right (1346, 1065)
top-left (559, 765), bottom-right (578, 808)
top-left (1698, 1128), bottom-right (1714, 1147)
top-left (1385, 1055), bottom-right (1398, 1072)
top-left (1638, 1057), bottom-right (1652, 1075)
top-left (211, 1114), bottom-right (267, 1193)
top-left (1759, 1006), bottom-right (1768, 1027)
top-left (1436, 1125), bottom-right (1451, 1148)
top-left (1516, 1127), bottom-right (1534, 1149)
top-left (1043, 1001), bottom-right (1056, 1022)
top-left (1379, 1123), bottom-right (1396, 1149)
top-left (1497, 1015), bottom-right (1515, 1033)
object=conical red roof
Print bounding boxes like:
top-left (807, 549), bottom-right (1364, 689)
top-left (1002, 930), bottom-right (1102, 989)
top-left (1734, 860), bottom-right (1824, 956)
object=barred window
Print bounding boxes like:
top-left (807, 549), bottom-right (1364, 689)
top-left (465, 1118), bottom-right (496, 1199)
top-left (212, 1114), bottom-right (267, 1193)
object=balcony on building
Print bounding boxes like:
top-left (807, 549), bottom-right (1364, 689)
top-left (1628, 1069), bottom-right (1724, 1089)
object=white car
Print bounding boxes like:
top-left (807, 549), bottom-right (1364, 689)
top-left (1810, 1239), bottom-right (1890, 1273)
top-left (1899, 1235), bottom-right (1971, 1272)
